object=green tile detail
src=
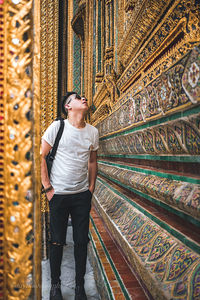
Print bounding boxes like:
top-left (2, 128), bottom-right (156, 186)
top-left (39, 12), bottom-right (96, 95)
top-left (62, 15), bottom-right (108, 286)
top-left (100, 106), bottom-right (200, 141)
top-left (97, 0), bottom-right (101, 72)
top-left (98, 160), bottom-right (200, 184)
top-left (73, 0), bottom-right (81, 93)
top-left (98, 154), bottom-right (200, 163)
top-left (114, 0), bottom-right (118, 71)
top-left (108, 4), bottom-right (111, 47)
top-left (73, 33), bottom-right (81, 94)
top-left (90, 216), bottom-right (131, 299)
top-left (93, 0), bottom-right (96, 96)
top-left (73, 0), bottom-right (78, 13)
top-left (97, 176), bottom-right (200, 254)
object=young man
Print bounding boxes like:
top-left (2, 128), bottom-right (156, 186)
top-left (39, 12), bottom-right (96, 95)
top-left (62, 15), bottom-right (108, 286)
top-left (41, 92), bottom-right (99, 300)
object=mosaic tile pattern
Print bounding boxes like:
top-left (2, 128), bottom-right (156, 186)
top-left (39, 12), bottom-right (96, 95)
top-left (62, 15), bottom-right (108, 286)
top-left (98, 113), bottom-right (200, 156)
top-left (89, 207), bottom-right (149, 299)
top-left (97, 47), bottom-right (200, 137)
top-left (73, 34), bottom-right (81, 94)
top-left (98, 162), bottom-right (200, 221)
top-left (73, 0), bottom-right (81, 94)
top-left (93, 179), bottom-right (200, 300)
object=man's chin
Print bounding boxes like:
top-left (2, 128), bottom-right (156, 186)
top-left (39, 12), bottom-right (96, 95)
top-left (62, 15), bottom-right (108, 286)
top-left (83, 105), bottom-right (89, 111)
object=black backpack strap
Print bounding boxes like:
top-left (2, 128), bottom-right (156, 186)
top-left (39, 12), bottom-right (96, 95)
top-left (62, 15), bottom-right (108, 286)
top-left (49, 119), bottom-right (64, 160)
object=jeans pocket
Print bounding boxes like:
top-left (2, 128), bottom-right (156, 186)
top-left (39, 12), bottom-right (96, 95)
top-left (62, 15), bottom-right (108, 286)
top-left (88, 189), bottom-right (92, 197)
top-left (49, 194), bottom-right (55, 206)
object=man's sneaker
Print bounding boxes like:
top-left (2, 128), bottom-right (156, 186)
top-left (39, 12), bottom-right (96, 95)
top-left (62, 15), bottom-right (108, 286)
top-left (50, 283), bottom-right (63, 300)
top-left (75, 285), bottom-right (87, 300)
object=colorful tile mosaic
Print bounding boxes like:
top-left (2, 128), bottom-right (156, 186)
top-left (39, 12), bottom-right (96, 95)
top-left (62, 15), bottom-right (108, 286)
top-left (89, 208), bottom-right (149, 299)
top-left (98, 162), bottom-right (200, 222)
top-left (98, 113), bottom-right (200, 156)
top-left (182, 47), bottom-right (200, 104)
top-left (93, 179), bottom-right (200, 300)
top-left (97, 47), bottom-right (200, 137)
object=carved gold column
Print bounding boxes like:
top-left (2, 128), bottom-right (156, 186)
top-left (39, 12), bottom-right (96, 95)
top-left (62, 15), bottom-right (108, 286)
top-left (0, 1), bottom-right (5, 297)
top-left (3, 0), bottom-right (35, 299)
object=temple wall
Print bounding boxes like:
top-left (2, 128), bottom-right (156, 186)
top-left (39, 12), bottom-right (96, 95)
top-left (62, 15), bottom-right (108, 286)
top-left (69, 0), bottom-right (200, 298)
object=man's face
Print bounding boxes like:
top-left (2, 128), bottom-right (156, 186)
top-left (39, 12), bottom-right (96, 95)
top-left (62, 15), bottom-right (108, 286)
top-left (65, 93), bottom-right (88, 113)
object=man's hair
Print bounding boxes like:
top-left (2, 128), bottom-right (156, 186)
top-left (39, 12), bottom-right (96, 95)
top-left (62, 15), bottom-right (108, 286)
top-left (62, 91), bottom-right (76, 116)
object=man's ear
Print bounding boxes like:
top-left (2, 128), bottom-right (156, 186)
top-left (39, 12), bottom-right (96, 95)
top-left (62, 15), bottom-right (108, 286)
top-left (65, 104), bottom-right (71, 111)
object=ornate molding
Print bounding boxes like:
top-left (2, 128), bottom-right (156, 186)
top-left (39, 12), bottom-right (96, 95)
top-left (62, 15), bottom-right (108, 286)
top-left (97, 46), bottom-right (200, 137)
top-left (71, 3), bottom-right (86, 42)
top-left (117, 0), bottom-right (200, 92)
top-left (90, 100), bottom-right (111, 126)
top-left (99, 113), bottom-right (200, 156)
top-left (124, 0), bottom-right (137, 12)
top-left (40, 0), bottom-right (59, 213)
top-left (98, 162), bottom-right (200, 221)
top-left (118, 0), bottom-right (169, 67)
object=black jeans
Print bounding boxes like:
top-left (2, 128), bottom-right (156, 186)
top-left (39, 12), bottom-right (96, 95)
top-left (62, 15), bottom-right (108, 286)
top-left (49, 189), bottom-right (92, 285)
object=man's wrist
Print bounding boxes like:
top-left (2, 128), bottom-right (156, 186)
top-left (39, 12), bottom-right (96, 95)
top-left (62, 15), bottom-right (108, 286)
top-left (89, 185), bottom-right (95, 193)
top-left (43, 185), bottom-right (53, 193)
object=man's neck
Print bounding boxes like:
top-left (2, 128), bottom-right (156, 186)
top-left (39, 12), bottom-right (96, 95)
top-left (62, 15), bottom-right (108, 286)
top-left (68, 113), bottom-right (86, 129)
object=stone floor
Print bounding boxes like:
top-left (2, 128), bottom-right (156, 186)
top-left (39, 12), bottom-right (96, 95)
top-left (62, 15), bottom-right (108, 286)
top-left (42, 226), bottom-right (100, 300)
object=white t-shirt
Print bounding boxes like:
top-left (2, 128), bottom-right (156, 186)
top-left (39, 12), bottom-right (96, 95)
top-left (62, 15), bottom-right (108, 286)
top-left (42, 119), bottom-right (99, 194)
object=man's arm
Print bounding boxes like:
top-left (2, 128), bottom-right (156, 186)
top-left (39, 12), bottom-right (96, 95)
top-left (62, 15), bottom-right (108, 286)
top-left (41, 139), bottom-right (54, 200)
top-left (88, 150), bottom-right (98, 194)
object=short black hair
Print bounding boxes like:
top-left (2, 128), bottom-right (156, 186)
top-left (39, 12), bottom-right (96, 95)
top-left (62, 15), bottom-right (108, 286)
top-left (62, 91), bottom-right (76, 116)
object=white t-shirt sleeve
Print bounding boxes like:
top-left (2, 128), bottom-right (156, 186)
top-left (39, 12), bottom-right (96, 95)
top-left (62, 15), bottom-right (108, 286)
top-left (42, 121), bottom-right (60, 147)
top-left (92, 128), bottom-right (99, 151)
